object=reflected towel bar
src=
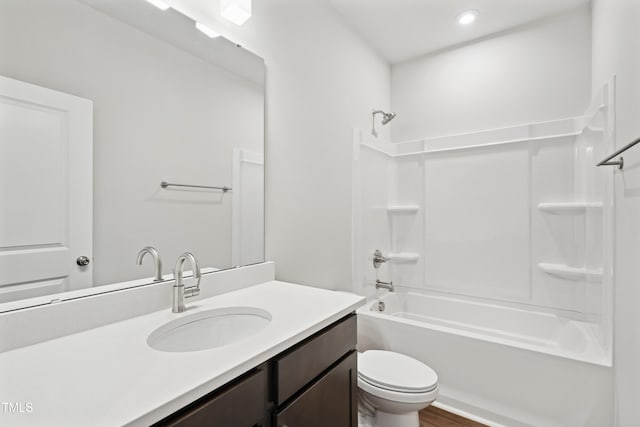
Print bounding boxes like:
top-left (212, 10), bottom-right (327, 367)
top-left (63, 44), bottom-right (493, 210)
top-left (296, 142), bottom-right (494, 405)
top-left (597, 136), bottom-right (640, 169)
top-left (160, 181), bottom-right (231, 192)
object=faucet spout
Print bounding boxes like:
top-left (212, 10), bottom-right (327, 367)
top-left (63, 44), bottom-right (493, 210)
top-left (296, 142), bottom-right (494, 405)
top-left (172, 252), bottom-right (202, 313)
top-left (375, 280), bottom-right (394, 292)
top-left (137, 246), bottom-right (163, 281)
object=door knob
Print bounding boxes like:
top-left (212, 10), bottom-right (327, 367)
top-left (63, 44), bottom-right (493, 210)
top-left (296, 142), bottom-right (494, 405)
top-left (76, 256), bottom-right (90, 266)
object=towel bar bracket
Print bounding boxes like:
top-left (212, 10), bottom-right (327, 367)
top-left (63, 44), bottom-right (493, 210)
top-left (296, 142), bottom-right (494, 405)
top-left (597, 136), bottom-right (640, 169)
top-left (598, 157), bottom-right (624, 169)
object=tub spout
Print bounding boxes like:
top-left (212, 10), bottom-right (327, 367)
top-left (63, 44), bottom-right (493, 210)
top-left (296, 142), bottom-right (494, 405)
top-left (375, 280), bottom-right (394, 292)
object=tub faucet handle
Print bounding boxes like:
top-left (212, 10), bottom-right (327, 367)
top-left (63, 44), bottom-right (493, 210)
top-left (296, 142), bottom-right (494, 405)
top-left (373, 249), bottom-right (389, 269)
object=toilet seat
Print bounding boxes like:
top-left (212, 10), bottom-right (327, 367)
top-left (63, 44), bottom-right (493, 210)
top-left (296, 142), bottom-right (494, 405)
top-left (358, 376), bottom-right (439, 404)
top-left (358, 350), bottom-right (438, 394)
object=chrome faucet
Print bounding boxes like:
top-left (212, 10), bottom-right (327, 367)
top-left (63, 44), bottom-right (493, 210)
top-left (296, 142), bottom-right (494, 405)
top-left (137, 246), bottom-right (163, 282)
top-left (375, 279), bottom-right (394, 292)
top-left (172, 252), bottom-right (201, 313)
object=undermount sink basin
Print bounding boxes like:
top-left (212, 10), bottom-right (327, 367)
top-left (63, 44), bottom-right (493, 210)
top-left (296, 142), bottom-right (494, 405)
top-left (147, 307), bottom-right (271, 352)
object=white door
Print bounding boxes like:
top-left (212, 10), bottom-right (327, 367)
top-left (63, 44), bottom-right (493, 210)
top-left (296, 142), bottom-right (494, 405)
top-left (0, 75), bottom-right (92, 304)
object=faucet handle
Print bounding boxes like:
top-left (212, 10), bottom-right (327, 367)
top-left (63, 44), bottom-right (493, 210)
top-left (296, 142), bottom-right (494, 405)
top-left (184, 287), bottom-right (200, 298)
top-left (372, 249), bottom-right (390, 269)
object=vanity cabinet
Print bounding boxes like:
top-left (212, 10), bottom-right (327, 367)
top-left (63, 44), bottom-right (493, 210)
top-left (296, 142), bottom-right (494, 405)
top-left (154, 313), bottom-right (357, 427)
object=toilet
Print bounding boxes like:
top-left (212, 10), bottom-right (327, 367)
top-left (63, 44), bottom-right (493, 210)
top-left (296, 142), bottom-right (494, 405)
top-left (357, 350), bottom-right (439, 427)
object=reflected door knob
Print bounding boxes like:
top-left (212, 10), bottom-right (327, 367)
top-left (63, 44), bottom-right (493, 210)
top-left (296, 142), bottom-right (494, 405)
top-left (76, 256), bottom-right (90, 266)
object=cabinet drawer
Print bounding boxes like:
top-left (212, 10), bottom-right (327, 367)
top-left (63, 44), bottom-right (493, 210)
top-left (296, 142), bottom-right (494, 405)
top-left (156, 368), bottom-right (266, 427)
top-left (276, 314), bottom-right (356, 405)
top-left (276, 351), bottom-right (357, 427)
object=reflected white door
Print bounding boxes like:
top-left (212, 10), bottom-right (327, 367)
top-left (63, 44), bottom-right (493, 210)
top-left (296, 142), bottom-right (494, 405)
top-left (232, 148), bottom-right (264, 267)
top-left (0, 75), bottom-right (92, 303)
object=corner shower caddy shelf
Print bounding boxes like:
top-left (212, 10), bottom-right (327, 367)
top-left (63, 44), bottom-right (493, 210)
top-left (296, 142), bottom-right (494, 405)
top-left (538, 263), bottom-right (603, 281)
top-left (537, 202), bottom-right (603, 214)
top-left (387, 205), bottom-right (420, 214)
top-left (388, 252), bottom-right (420, 263)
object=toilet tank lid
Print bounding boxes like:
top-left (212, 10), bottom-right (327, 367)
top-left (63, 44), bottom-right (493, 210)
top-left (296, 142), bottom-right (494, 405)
top-left (358, 350), bottom-right (438, 393)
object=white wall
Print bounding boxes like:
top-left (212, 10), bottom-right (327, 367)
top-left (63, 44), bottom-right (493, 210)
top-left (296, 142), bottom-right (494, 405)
top-left (257, 2), bottom-right (390, 290)
top-left (171, 0), bottom-right (392, 290)
top-left (390, 5), bottom-right (592, 142)
top-left (0, 0), bottom-right (263, 285)
top-left (591, 1), bottom-right (640, 425)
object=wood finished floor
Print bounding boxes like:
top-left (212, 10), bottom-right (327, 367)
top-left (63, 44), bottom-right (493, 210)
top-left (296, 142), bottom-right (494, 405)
top-left (419, 406), bottom-right (488, 427)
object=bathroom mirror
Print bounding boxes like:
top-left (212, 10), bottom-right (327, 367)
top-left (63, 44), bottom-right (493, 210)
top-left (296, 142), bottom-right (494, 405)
top-left (0, 0), bottom-right (265, 311)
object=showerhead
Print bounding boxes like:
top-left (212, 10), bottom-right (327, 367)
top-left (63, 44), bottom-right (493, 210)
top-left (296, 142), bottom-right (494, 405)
top-left (381, 111), bottom-right (396, 125)
top-left (371, 109), bottom-right (397, 137)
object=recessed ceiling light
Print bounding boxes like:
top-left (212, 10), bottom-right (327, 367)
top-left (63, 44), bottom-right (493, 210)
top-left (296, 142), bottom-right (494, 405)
top-left (221, 0), bottom-right (252, 26)
top-left (144, 0), bottom-right (170, 11)
top-left (458, 10), bottom-right (479, 26)
top-left (195, 22), bottom-right (220, 38)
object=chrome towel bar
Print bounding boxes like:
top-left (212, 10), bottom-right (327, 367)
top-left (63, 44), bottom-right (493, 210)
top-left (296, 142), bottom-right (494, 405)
top-left (160, 181), bottom-right (231, 192)
top-left (597, 136), bottom-right (640, 169)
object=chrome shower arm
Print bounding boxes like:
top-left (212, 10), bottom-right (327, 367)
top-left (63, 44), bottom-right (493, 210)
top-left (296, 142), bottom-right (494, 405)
top-left (371, 109), bottom-right (396, 137)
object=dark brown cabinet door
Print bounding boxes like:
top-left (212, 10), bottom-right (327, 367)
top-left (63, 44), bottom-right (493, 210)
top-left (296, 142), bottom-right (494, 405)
top-left (276, 315), bottom-right (356, 406)
top-left (155, 368), bottom-right (266, 427)
top-left (276, 351), bottom-right (357, 427)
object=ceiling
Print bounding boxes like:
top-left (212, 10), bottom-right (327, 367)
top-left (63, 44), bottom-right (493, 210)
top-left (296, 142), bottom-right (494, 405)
top-left (326, 0), bottom-right (590, 64)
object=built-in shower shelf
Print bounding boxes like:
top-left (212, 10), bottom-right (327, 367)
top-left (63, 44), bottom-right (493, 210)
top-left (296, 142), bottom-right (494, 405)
top-left (388, 252), bottom-right (420, 263)
top-left (538, 263), bottom-right (603, 281)
top-left (387, 205), bottom-right (420, 214)
top-left (537, 202), bottom-right (603, 214)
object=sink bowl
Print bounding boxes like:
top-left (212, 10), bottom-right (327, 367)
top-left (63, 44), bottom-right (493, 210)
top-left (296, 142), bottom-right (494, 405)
top-left (148, 307), bottom-right (271, 352)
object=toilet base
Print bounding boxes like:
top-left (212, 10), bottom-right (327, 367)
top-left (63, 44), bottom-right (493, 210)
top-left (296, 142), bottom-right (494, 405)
top-left (358, 384), bottom-right (436, 427)
top-left (375, 409), bottom-right (419, 427)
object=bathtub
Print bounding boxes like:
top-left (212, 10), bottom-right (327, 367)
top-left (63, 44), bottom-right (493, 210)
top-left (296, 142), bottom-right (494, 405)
top-left (357, 292), bottom-right (614, 427)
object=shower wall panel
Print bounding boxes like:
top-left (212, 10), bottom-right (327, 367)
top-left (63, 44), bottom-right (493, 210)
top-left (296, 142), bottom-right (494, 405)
top-left (424, 144), bottom-right (531, 300)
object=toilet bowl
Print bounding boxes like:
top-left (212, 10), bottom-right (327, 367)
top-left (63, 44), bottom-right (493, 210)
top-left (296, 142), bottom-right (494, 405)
top-left (358, 350), bottom-right (438, 427)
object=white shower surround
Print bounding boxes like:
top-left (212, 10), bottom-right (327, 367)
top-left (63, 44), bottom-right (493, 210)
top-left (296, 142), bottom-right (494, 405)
top-left (352, 83), bottom-right (615, 424)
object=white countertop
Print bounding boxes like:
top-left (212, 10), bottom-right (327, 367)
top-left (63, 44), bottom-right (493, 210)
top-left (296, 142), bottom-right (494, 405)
top-left (0, 281), bottom-right (365, 426)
